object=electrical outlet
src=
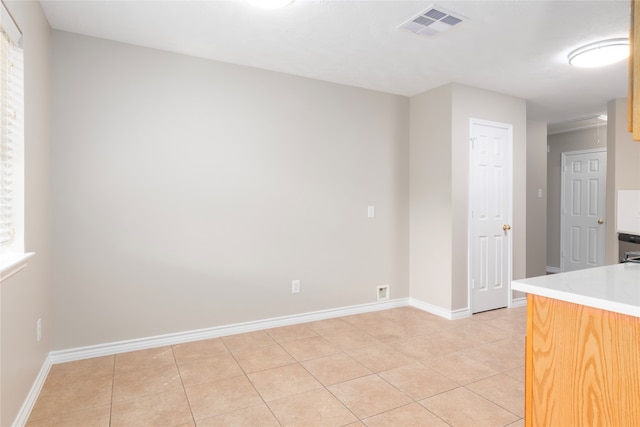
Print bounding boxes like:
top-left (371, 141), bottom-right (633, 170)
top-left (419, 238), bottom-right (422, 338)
top-left (377, 285), bottom-right (389, 301)
top-left (292, 279), bottom-right (300, 294)
top-left (36, 318), bottom-right (42, 342)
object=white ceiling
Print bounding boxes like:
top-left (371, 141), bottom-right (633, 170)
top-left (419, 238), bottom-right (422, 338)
top-left (40, 0), bottom-right (630, 124)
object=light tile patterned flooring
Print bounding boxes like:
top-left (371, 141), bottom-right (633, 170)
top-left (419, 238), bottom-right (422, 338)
top-left (26, 306), bottom-right (527, 427)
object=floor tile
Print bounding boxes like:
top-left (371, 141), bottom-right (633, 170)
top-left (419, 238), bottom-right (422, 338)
top-left (248, 363), bottom-right (321, 402)
top-left (112, 362), bottom-right (182, 402)
top-left (356, 321), bottom-right (412, 342)
top-left (483, 316), bottom-right (527, 335)
top-left (280, 335), bottom-right (341, 362)
top-left (378, 363), bottom-right (458, 400)
top-left (318, 327), bottom-right (381, 352)
top-left (416, 330), bottom-right (478, 356)
top-left (196, 404), bottom-right (279, 427)
top-left (347, 344), bottom-right (415, 373)
top-left (386, 335), bottom-right (442, 361)
top-left (341, 312), bottom-right (383, 329)
top-left (221, 330), bottom-right (275, 354)
top-left (466, 373), bottom-right (525, 418)
top-left (362, 403), bottom-right (449, 427)
top-left (26, 405), bottom-right (110, 427)
top-left (268, 387), bottom-right (357, 427)
top-left (31, 376), bottom-right (112, 420)
top-left (460, 322), bottom-right (515, 345)
top-left (43, 356), bottom-right (114, 388)
top-left (233, 343), bottom-right (295, 373)
top-left (265, 324), bottom-right (318, 343)
top-left (419, 387), bottom-right (519, 426)
top-left (111, 389), bottom-right (193, 426)
top-left (328, 374), bottom-right (411, 419)
top-left (177, 351), bottom-right (244, 386)
top-left (301, 353), bottom-right (371, 386)
top-left (185, 375), bottom-right (263, 421)
top-left (28, 376), bottom-right (112, 421)
top-left (305, 317), bottom-right (351, 332)
top-left (464, 336), bottom-right (525, 372)
top-left (503, 365), bottom-right (525, 383)
top-left (172, 338), bottom-right (228, 363)
top-left (114, 346), bottom-right (176, 374)
top-left (426, 350), bottom-right (499, 385)
top-left (394, 318), bottom-right (447, 338)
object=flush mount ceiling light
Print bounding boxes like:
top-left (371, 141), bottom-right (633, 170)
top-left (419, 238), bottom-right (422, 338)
top-left (245, 0), bottom-right (294, 9)
top-left (568, 38), bottom-right (629, 68)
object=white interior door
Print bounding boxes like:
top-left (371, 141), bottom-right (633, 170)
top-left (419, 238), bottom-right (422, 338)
top-left (469, 119), bottom-right (512, 314)
top-left (561, 149), bottom-right (607, 272)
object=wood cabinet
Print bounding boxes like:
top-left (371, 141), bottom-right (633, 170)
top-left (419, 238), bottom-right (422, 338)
top-left (524, 294), bottom-right (640, 426)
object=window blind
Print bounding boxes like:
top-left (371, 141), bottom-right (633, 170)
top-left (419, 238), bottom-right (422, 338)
top-left (0, 2), bottom-right (23, 246)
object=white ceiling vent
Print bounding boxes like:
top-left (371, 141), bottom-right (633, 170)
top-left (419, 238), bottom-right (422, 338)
top-left (399, 5), bottom-right (467, 37)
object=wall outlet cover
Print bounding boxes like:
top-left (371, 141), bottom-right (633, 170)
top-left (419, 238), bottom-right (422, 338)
top-left (377, 285), bottom-right (389, 301)
top-left (292, 279), bottom-right (300, 294)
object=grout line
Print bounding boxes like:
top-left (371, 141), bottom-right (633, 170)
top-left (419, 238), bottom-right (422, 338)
top-left (109, 354), bottom-right (116, 427)
top-left (169, 345), bottom-right (198, 427)
top-left (220, 334), bottom-right (284, 426)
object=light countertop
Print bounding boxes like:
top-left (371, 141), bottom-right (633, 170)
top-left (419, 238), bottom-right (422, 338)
top-left (512, 263), bottom-right (640, 318)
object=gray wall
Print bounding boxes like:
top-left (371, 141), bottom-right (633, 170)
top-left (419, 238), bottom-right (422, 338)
top-left (526, 121), bottom-right (547, 278)
top-left (51, 31), bottom-right (410, 350)
top-left (606, 98), bottom-right (640, 264)
top-left (546, 125), bottom-right (607, 269)
top-left (1, 2), bottom-right (51, 426)
top-left (409, 85), bottom-right (453, 310)
top-left (410, 83), bottom-right (527, 313)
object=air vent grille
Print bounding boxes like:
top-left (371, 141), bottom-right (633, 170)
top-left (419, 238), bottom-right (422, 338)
top-left (413, 16), bottom-right (435, 26)
top-left (424, 9), bottom-right (447, 20)
top-left (399, 4), bottom-right (467, 37)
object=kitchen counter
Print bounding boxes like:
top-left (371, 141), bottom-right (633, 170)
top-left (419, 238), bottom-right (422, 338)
top-left (515, 263), bottom-right (640, 426)
top-left (512, 262), bottom-right (640, 317)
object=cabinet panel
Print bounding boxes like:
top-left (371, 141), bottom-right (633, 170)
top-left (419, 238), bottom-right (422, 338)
top-left (525, 295), bottom-right (640, 426)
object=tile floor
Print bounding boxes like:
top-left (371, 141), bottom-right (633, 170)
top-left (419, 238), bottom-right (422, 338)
top-left (26, 306), bottom-right (527, 427)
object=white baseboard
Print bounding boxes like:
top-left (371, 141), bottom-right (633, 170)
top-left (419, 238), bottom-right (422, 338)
top-left (12, 354), bottom-right (51, 427)
top-left (49, 298), bottom-right (410, 364)
top-left (511, 296), bottom-right (527, 308)
top-left (546, 266), bottom-right (561, 274)
top-left (409, 298), bottom-right (471, 320)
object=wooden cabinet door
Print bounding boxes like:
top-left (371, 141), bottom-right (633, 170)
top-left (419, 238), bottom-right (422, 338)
top-left (525, 294), bottom-right (640, 426)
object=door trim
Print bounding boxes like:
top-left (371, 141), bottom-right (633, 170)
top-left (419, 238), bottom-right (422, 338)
top-left (559, 148), bottom-right (607, 272)
top-left (467, 118), bottom-right (514, 313)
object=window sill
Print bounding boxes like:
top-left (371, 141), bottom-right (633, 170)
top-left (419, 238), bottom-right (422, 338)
top-left (0, 252), bottom-right (35, 284)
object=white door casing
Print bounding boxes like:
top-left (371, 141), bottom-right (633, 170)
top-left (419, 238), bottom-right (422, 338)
top-left (469, 119), bottom-right (513, 314)
top-left (561, 149), bottom-right (607, 272)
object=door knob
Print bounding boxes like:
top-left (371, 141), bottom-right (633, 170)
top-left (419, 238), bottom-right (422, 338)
top-left (503, 224), bottom-right (511, 231)
top-left (598, 218), bottom-right (604, 224)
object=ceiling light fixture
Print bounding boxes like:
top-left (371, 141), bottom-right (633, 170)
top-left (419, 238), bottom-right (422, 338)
top-left (245, 0), bottom-right (294, 9)
top-left (568, 38), bottom-right (629, 68)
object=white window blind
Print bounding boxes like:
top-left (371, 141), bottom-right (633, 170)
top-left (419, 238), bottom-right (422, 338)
top-left (0, 2), bottom-right (23, 247)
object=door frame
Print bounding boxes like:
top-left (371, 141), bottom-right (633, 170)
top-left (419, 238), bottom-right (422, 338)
top-left (560, 148), bottom-right (607, 272)
top-left (467, 118), bottom-right (514, 313)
